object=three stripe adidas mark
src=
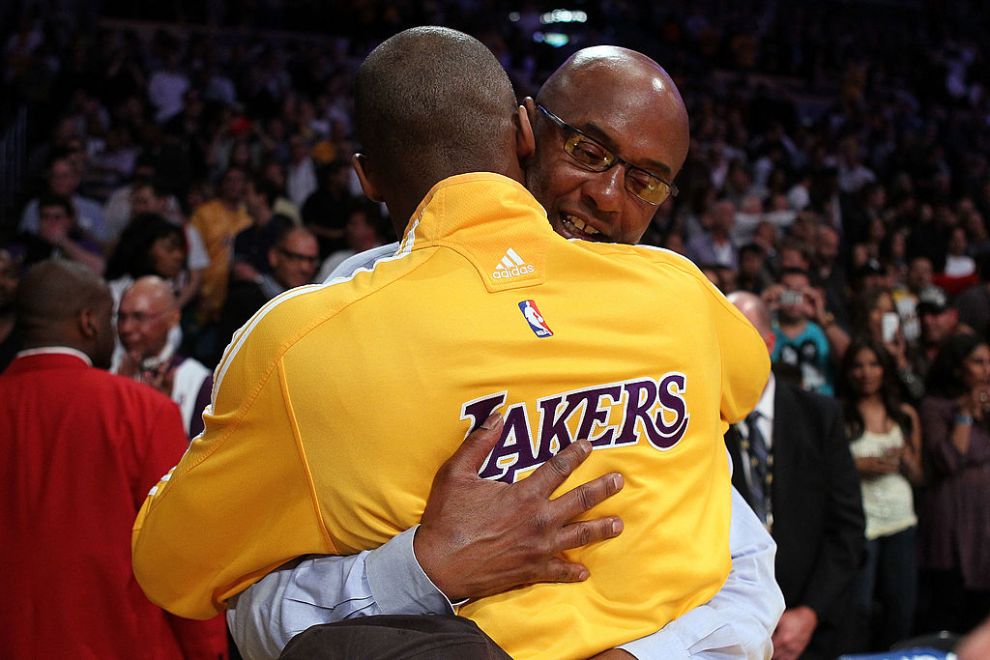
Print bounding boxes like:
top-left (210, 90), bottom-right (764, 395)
top-left (491, 247), bottom-right (536, 279)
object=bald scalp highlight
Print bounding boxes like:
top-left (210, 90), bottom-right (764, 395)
top-left (355, 27), bottom-right (518, 186)
top-left (125, 275), bottom-right (178, 311)
top-left (536, 46), bottom-right (690, 175)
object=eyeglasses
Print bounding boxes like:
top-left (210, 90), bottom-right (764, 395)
top-left (536, 104), bottom-right (678, 206)
top-left (116, 309), bottom-right (171, 325)
top-left (277, 247), bottom-right (320, 265)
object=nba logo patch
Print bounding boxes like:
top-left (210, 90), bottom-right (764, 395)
top-left (519, 300), bottom-right (553, 338)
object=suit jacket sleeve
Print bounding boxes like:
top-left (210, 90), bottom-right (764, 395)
top-left (799, 397), bottom-right (865, 620)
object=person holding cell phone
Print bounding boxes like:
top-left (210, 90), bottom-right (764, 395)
top-left (763, 267), bottom-right (836, 395)
top-left (851, 287), bottom-right (925, 402)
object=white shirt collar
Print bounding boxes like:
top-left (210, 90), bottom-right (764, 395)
top-left (16, 346), bottom-right (93, 367)
top-left (754, 372), bottom-right (776, 423)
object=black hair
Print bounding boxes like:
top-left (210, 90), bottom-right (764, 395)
top-left (354, 27), bottom-right (517, 186)
top-left (850, 286), bottom-right (892, 339)
top-left (37, 193), bottom-right (74, 218)
top-left (250, 174), bottom-right (281, 208)
top-left (106, 214), bottom-right (187, 280)
top-left (925, 332), bottom-right (989, 399)
top-left (839, 338), bottom-right (912, 440)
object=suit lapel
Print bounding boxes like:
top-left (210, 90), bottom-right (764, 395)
top-left (770, 382), bottom-right (803, 511)
top-left (725, 424), bottom-right (756, 512)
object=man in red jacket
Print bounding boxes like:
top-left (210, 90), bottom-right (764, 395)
top-left (0, 260), bottom-right (226, 659)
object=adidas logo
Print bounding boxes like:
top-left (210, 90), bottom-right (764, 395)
top-left (492, 247), bottom-right (535, 279)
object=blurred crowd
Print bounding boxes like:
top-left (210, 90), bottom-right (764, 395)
top-left (2, 0), bottom-right (989, 655)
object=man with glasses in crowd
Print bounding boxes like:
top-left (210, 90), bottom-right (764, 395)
top-left (114, 276), bottom-right (213, 438)
top-left (135, 33), bottom-right (782, 658)
top-left (218, 226), bottom-right (320, 352)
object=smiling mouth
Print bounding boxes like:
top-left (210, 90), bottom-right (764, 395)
top-left (558, 212), bottom-right (604, 241)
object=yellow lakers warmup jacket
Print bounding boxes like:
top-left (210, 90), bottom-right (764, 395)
top-left (133, 173), bottom-right (770, 659)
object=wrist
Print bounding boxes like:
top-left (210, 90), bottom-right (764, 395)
top-left (368, 526), bottom-right (456, 615)
top-left (411, 524), bottom-right (458, 600)
top-left (955, 412), bottom-right (975, 426)
top-left (819, 312), bottom-right (835, 328)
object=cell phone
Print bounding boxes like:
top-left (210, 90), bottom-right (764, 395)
top-left (780, 289), bottom-right (804, 306)
top-left (882, 312), bottom-right (900, 343)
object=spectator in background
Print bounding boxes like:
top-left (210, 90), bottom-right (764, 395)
top-left (105, 214), bottom-right (188, 310)
top-left (259, 159), bottom-right (302, 225)
top-left (0, 260), bottom-right (226, 658)
top-left (766, 268), bottom-right (835, 395)
top-left (218, 226), bottom-right (318, 360)
top-left (316, 201), bottom-right (392, 282)
top-left (893, 256), bottom-right (936, 345)
top-left (19, 152), bottom-right (107, 245)
top-left (0, 249), bottom-right (19, 371)
top-left (911, 287), bottom-right (959, 383)
top-left (126, 180), bottom-right (208, 310)
top-left (232, 175), bottom-right (294, 284)
top-left (115, 276), bottom-right (212, 439)
top-left (189, 166), bottom-right (251, 324)
top-left (850, 287), bottom-right (924, 402)
top-left (302, 160), bottom-right (356, 258)
top-left (687, 198), bottom-right (738, 269)
top-left (86, 125), bottom-right (139, 200)
top-left (955, 256), bottom-right (990, 340)
top-left (148, 42), bottom-right (189, 124)
top-left (918, 333), bottom-right (990, 635)
top-left (811, 223), bottom-right (849, 326)
top-left (837, 136), bottom-right (876, 195)
top-left (286, 134), bottom-right (317, 208)
top-left (839, 338), bottom-right (923, 651)
top-left (8, 193), bottom-right (105, 275)
top-left (943, 225), bottom-right (977, 279)
top-left (103, 155), bottom-right (169, 242)
top-left (736, 243), bottom-right (772, 294)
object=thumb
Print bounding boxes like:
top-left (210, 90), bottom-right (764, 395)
top-left (446, 413), bottom-right (504, 475)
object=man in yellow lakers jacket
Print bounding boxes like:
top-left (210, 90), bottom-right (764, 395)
top-left (132, 27), bottom-right (770, 659)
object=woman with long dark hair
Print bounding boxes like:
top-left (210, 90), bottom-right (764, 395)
top-left (105, 213), bottom-right (189, 308)
top-left (839, 338), bottom-right (923, 650)
top-left (919, 333), bottom-right (990, 634)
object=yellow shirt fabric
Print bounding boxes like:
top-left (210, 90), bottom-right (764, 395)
top-left (189, 199), bottom-right (251, 321)
top-left (134, 173), bottom-right (770, 659)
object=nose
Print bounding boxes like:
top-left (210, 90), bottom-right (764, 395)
top-left (581, 166), bottom-right (624, 216)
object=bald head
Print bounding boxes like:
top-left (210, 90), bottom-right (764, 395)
top-left (123, 276), bottom-right (177, 311)
top-left (118, 276), bottom-right (180, 359)
top-left (17, 260), bottom-right (115, 367)
top-left (727, 291), bottom-right (774, 355)
top-left (354, 27), bottom-right (527, 231)
top-left (539, 47), bottom-right (689, 178)
top-left (525, 46), bottom-right (690, 245)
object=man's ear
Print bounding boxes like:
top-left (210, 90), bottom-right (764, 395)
top-left (352, 153), bottom-right (383, 203)
top-left (515, 103), bottom-right (536, 163)
top-left (78, 308), bottom-right (98, 339)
